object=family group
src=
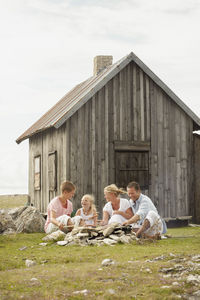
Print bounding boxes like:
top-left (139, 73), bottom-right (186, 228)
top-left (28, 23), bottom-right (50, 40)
top-left (44, 180), bottom-right (166, 238)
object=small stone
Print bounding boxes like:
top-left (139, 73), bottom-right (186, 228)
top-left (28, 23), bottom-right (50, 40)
top-left (145, 268), bottom-right (152, 273)
top-left (169, 253), bottom-right (176, 257)
top-left (101, 259), bottom-right (115, 266)
top-left (57, 241), bottom-right (68, 246)
top-left (19, 246), bottom-right (27, 251)
top-left (172, 282), bottom-right (179, 286)
top-left (30, 278), bottom-right (38, 282)
top-left (25, 259), bottom-right (36, 267)
top-left (161, 286), bottom-right (170, 289)
top-left (42, 230), bottom-right (66, 242)
top-left (39, 243), bottom-right (47, 246)
top-left (73, 289), bottom-right (88, 295)
top-left (108, 289), bottom-right (115, 295)
top-left (186, 274), bottom-right (200, 284)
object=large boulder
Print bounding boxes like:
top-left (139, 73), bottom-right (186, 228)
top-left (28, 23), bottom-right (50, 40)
top-left (0, 210), bottom-right (16, 233)
top-left (8, 206), bottom-right (45, 233)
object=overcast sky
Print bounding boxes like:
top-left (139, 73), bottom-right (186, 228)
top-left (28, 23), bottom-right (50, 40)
top-left (0, 0), bottom-right (200, 195)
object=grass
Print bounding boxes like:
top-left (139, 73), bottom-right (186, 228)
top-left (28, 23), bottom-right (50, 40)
top-left (0, 227), bottom-right (200, 299)
top-left (0, 195), bottom-right (28, 209)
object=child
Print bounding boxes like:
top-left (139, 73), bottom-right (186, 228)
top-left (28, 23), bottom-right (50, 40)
top-left (75, 194), bottom-right (97, 226)
top-left (44, 181), bottom-right (75, 233)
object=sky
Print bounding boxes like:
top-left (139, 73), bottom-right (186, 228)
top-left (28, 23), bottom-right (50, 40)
top-left (0, 0), bottom-right (200, 195)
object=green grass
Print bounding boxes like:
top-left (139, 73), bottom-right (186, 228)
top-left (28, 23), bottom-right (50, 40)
top-left (0, 195), bottom-right (28, 209)
top-left (0, 227), bottom-right (200, 299)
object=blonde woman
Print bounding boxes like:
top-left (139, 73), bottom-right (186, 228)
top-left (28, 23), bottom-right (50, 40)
top-left (101, 184), bottom-right (133, 225)
top-left (75, 194), bottom-right (97, 226)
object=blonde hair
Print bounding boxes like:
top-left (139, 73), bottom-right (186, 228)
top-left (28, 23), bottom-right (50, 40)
top-left (104, 184), bottom-right (127, 197)
top-left (60, 181), bottom-right (76, 193)
top-left (81, 194), bottom-right (97, 214)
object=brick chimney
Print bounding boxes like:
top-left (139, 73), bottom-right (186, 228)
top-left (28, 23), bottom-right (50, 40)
top-left (93, 55), bottom-right (113, 76)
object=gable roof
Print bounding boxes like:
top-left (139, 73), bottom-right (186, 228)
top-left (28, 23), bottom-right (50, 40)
top-left (16, 52), bottom-right (200, 144)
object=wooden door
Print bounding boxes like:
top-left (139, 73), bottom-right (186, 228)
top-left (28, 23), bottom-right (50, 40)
top-left (115, 151), bottom-right (149, 194)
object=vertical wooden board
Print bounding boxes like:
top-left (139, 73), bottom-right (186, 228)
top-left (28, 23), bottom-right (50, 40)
top-left (77, 107), bottom-right (85, 204)
top-left (84, 100), bottom-right (91, 193)
top-left (42, 132), bottom-right (48, 212)
top-left (139, 69), bottom-right (145, 141)
top-left (194, 134), bottom-right (200, 223)
top-left (113, 74), bottom-right (120, 140)
top-left (188, 119), bottom-right (194, 217)
top-left (104, 81), bottom-right (110, 188)
top-left (149, 80), bottom-right (158, 204)
top-left (28, 139), bottom-right (34, 206)
top-left (168, 100), bottom-right (176, 157)
top-left (136, 65), bottom-right (141, 141)
top-left (65, 119), bottom-right (70, 180)
top-left (70, 112), bottom-right (78, 208)
top-left (124, 65), bottom-right (129, 140)
top-left (145, 75), bottom-right (150, 141)
top-left (96, 91), bottom-right (102, 212)
top-left (157, 88), bottom-right (164, 214)
top-left (127, 63), bottom-right (133, 140)
top-left (119, 69), bottom-right (124, 140)
top-left (163, 94), bottom-right (170, 217)
top-left (169, 157), bottom-right (176, 217)
top-left (91, 95), bottom-right (96, 199)
top-left (108, 79), bottom-right (115, 185)
top-left (132, 63), bottom-right (138, 141)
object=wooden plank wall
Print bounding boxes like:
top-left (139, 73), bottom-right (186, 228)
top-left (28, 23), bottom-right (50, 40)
top-left (29, 61), bottom-right (194, 218)
top-left (193, 134), bottom-right (200, 223)
top-left (150, 81), bottom-right (193, 218)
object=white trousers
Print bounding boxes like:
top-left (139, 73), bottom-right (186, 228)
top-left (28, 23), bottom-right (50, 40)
top-left (46, 215), bottom-right (71, 234)
top-left (132, 210), bottom-right (163, 236)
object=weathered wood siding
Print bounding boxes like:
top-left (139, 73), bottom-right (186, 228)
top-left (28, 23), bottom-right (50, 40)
top-left (29, 61), bottom-right (194, 218)
top-left (193, 134), bottom-right (200, 223)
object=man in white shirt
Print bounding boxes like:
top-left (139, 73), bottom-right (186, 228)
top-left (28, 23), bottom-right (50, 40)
top-left (123, 181), bottom-right (163, 238)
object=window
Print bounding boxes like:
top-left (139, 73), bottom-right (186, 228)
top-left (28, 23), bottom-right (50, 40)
top-left (34, 155), bottom-right (41, 190)
top-left (48, 151), bottom-right (57, 191)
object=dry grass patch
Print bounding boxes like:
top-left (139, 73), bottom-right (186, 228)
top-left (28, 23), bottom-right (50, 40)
top-left (0, 194), bottom-right (28, 209)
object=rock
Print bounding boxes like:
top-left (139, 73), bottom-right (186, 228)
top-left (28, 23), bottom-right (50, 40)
top-left (109, 234), bottom-right (120, 242)
top-left (103, 223), bottom-right (119, 237)
top-left (186, 274), bottom-right (200, 284)
top-left (13, 206), bottom-right (45, 233)
top-left (172, 282), bottom-right (179, 286)
top-left (103, 238), bottom-right (117, 245)
top-left (57, 241), bottom-right (68, 246)
top-left (39, 243), bottom-right (47, 246)
top-left (73, 289), bottom-right (88, 295)
top-left (119, 235), bottom-right (132, 244)
top-left (161, 286), bottom-right (170, 289)
top-left (43, 230), bottom-right (66, 242)
top-left (25, 259), bottom-right (36, 267)
top-left (0, 211), bottom-right (16, 234)
top-left (108, 289), bottom-right (115, 295)
top-left (101, 259), bottom-right (115, 266)
top-left (19, 246), bottom-right (27, 251)
top-left (30, 278), bottom-right (38, 281)
top-left (76, 232), bottom-right (89, 238)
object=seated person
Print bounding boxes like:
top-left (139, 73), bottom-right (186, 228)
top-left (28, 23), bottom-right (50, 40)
top-left (123, 181), bottom-right (163, 238)
top-left (75, 194), bottom-right (97, 226)
top-left (101, 184), bottom-right (133, 225)
top-left (44, 181), bottom-right (75, 234)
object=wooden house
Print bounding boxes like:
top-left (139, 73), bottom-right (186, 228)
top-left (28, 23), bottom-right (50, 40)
top-left (16, 52), bottom-right (200, 222)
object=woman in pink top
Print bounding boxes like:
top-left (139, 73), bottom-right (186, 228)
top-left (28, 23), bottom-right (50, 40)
top-left (44, 181), bottom-right (76, 233)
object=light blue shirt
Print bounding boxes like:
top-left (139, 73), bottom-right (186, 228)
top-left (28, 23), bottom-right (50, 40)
top-left (129, 193), bottom-right (158, 224)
